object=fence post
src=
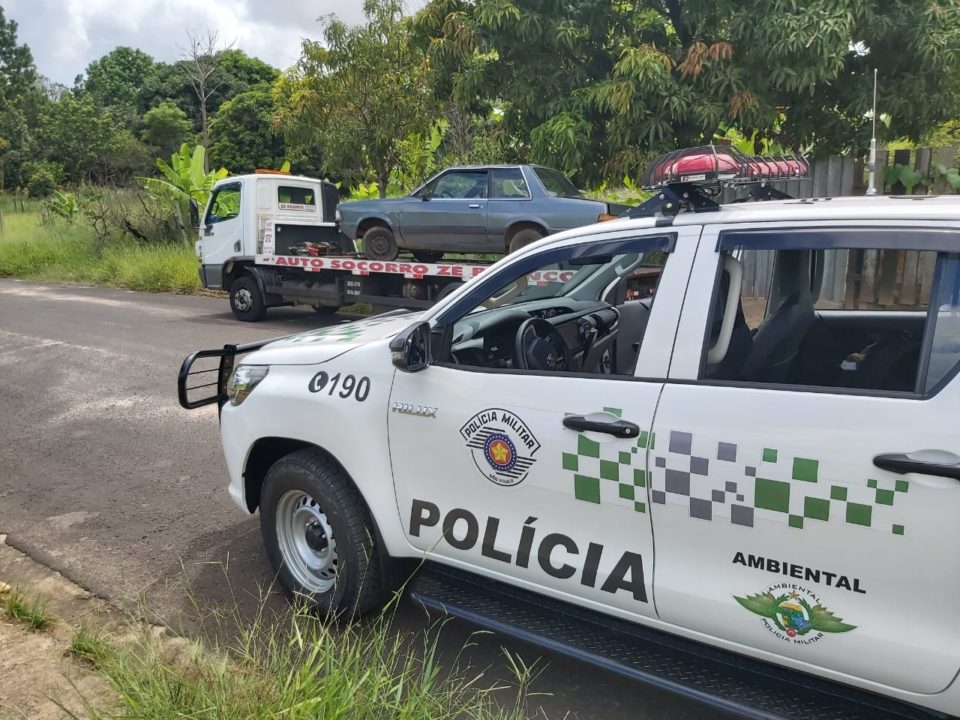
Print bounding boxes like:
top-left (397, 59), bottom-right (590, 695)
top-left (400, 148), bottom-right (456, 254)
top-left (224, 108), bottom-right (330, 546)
top-left (932, 146), bottom-right (956, 194)
top-left (870, 150), bottom-right (888, 195)
top-left (915, 148), bottom-right (932, 195)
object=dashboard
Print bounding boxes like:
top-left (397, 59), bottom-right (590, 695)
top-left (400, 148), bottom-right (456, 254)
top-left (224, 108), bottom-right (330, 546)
top-left (449, 298), bottom-right (620, 371)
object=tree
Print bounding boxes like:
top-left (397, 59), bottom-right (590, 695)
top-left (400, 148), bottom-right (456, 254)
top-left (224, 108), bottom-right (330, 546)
top-left (0, 7), bottom-right (36, 106)
top-left (82, 46), bottom-right (157, 123)
top-left (273, 0), bottom-right (435, 196)
top-left (37, 94), bottom-right (120, 182)
top-left (414, 0), bottom-right (960, 181)
top-left (209, 89), bottom-right (285, 173)
top-left (0, 7), bottom-right (37, 189)
top-left (142, 101), bottom-right (193, 157)
top-left (181, 29), bottom-right (231, 169)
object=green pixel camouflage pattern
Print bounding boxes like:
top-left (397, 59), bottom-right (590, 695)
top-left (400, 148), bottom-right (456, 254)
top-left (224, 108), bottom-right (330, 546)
top-left (564, 408), bottom-right (908, 534)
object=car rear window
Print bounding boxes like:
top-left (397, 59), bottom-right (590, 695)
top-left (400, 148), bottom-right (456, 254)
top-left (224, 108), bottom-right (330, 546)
top-left (533, 167), bottom-right (582, 198)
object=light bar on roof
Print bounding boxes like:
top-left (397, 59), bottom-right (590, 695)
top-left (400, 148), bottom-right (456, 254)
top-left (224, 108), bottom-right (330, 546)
top-left (643, 145), bottom-right (809, 189)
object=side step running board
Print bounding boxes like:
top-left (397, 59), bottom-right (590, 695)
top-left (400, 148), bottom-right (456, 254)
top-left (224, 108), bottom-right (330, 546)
top-left (408, 565), bottom-right (943, 720)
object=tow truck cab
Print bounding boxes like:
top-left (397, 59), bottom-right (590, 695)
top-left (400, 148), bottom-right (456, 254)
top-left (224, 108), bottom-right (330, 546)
top-left (195, 172), bottom-right (344, 294)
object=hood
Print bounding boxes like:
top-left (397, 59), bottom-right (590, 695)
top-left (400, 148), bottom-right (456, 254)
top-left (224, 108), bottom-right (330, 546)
top-left (244, 311), bottom-right (424, 366)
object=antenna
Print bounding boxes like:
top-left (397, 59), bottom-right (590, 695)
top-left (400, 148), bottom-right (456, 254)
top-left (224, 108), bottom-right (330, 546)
top-left (866, 68), bottom-right (879, 196)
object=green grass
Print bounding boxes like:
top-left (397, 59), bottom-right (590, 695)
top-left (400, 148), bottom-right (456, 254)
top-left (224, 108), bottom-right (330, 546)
top-left (72, 598), bottom-right (534, 720)
top-left (0, 196), bottom-right (201, 294)
top-left (68, 626), bottom-right (111, 668)
top-left (3, 586), bottom-right (52, 631)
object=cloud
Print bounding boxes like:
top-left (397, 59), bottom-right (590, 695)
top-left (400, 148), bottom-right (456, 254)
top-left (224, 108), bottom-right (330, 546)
top-left (4, 0), bottom-right (427, 85)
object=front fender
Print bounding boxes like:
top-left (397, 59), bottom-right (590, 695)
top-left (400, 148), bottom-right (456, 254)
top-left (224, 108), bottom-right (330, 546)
top-left (219, 341), bottom-right (414, 559)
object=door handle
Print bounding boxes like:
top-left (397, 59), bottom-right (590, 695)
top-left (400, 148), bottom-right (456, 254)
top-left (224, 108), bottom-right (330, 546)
top-left (873, 453), bottom-right (960, 481)
top-left (563, 414), bottom-right (640, 439)
top-left (468, 203), bottom-right (481, 209)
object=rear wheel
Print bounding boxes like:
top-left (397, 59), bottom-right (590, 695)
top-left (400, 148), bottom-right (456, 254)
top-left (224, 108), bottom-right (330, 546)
top-left (260, 449), bottom-right (391, 616)
top-left (413, 250), bottom-right (444, 263)
top-left (508, 227), bottom-right (545, 254)
top-left (229, 274), bottom-right (267, 322)
top-left (362, 226), bottom-right (399, 261)
top-left (312, 304), bottom-right (338, 316)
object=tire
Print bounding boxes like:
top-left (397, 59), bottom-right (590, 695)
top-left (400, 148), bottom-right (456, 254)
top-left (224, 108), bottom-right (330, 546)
top-left (260, 449), bottom-right (390, 617)
top-left (435, 281), bottom-right (463, 302)
top-left (413, 250), bottom-right (444, 263)
top-left (312, 304), bottom-right (338, 315)
top-left (229, 274), bottom-right (267, 322)
top-left (362, 226), bottom-right (399, 261)
top-left (508, 227), bottom-right (545, 254)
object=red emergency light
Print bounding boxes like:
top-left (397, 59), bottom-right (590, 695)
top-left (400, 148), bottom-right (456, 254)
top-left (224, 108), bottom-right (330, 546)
top-left (644, 145), bottom-right (809, 189)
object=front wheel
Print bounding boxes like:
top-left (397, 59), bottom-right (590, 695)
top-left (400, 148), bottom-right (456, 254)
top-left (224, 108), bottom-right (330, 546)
top-left (260, 449), bottom-right (390, 616)
top-left (229, 275), bottom-right (267, 322)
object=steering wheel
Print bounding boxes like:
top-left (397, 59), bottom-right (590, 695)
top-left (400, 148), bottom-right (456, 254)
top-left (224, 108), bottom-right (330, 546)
top-left (514, 317), bottom-right (575, 372)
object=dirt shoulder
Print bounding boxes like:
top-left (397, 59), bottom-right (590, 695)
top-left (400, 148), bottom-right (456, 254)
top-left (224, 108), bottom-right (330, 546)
top-left (0, 536), bottom-right (115, 719)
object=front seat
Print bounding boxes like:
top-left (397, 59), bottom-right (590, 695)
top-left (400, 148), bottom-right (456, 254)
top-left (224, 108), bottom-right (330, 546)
top-left (741, 251), bottom-right (819, 383)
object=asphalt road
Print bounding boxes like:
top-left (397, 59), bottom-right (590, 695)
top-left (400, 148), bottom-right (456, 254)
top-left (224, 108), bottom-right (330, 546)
top-left (0, 278), bottom-right (719, 720)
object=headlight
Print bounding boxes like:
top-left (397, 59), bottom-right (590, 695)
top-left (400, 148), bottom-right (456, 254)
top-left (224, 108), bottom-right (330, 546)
top-left (226, 365), bottom-right (269, 406)
top-left (335, 207), bottom-right (343, 222)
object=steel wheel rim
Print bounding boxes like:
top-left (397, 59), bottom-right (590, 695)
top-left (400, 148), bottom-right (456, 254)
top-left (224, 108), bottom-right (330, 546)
top-left (234, 288), bottom-right (253, 312)
top-left (369, 235), bottom-right (389, 256)
top-left (275, 490), bottom-right (338, 593)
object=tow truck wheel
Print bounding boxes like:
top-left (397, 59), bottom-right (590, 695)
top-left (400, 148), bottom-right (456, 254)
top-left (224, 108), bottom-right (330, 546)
top-left (260, 449), bottom-right (388, 617)
top-left (229, 275), bottom-right (267, 322)
top-left (362, 226), bottom-right (399, 261)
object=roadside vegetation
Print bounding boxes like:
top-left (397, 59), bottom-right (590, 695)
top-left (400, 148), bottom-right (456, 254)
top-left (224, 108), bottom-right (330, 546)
top-left (64, 598), bottom-right (534, 720)
top-left (2, 585), bottom-right (52, 631)
top-left (0, 194), bottom-right (199, 294)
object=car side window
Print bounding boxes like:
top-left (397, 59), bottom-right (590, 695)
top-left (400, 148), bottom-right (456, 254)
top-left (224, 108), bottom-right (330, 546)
top-left (491, 168), bottom-right (530, 199)
top-left (701, 228), bottom-right (960, 396)
top-left (207, 185), bottom-right (241, 224)
top-left (428, 170), bottom-right (488, 199)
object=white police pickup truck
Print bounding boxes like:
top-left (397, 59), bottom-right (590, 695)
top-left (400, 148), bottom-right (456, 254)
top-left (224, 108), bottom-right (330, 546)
top-left (179, 147), bottom-right (960, 720)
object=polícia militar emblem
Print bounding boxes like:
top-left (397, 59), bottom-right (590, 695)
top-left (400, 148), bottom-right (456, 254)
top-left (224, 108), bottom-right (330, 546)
top-left (460, 409), bottom-right (540, 486)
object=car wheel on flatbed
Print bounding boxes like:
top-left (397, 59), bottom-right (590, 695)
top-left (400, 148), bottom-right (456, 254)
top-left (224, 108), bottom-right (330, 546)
top-left (362, 226), bottom-right (400, 261)
top-left (260, 449), bottom-right (390, 617)
top-left (413, 250), bottom-right (444, 263)
top-left (508, 227), bottom-right (545, 254)
top-left (229, 275), bottom-right (267, 322)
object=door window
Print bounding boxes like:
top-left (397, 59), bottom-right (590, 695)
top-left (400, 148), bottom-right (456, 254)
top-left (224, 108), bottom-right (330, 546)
top-left (424, 170), bottom-right (488, 199)
top-left (436, 237), bottom-right (671, 375)
top-left (490, 168), bottom-right (530, 199)
top-left (207, 185), bottom-right (241, 224)
top-left (702, 229), bottom-right (960, 395)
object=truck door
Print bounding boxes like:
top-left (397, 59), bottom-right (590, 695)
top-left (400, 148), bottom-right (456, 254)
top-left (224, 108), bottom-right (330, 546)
top-left (388, 227), bottom-right (699, 620)
top-left (200, 182), bottom-right (243, 288)
top-left (402, 169), bottom-right (490, 251)
top-left (650, 223), bottom-right (960, 695)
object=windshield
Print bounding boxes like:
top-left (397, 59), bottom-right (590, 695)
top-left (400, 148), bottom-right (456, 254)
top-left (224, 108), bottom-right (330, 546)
top-left (468, 253), bottom-right (645, 313)
top-left (533, 166), bottom-right (582, 198)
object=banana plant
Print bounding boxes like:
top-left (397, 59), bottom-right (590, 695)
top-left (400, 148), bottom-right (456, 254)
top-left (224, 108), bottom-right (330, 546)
top-left (139, 144), bottom-right (228, 210)
top-left (936, 163), bottom-right (960, 192)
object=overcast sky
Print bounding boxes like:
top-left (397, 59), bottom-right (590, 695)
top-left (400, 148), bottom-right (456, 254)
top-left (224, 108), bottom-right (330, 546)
top-left (4, 0), bottom-right (427, 85)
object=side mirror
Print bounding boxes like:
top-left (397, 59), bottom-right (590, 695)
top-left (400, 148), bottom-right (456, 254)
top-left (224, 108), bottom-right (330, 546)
top-left (420, 193), bottom-right (431, 202)
top-left (389, 321), bottom-right (432, 372)
top-left (189, 199), bottom-right (200, 228)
